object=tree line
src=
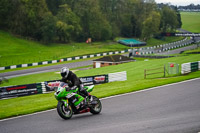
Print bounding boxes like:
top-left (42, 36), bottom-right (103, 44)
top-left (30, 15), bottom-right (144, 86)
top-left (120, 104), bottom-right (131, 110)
top-left (0, 0), bottom-right (182, 43)
top-left (179, 4), bottom-right (200, 10)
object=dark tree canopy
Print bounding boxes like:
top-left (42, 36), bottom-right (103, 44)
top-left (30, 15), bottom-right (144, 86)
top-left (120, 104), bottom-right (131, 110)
top-left (0, 0), bottom-right (181, 43)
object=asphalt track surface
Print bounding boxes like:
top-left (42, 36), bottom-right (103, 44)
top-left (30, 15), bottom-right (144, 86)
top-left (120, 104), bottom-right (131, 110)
top-left (157, 44), bottom-right (199, 55)
top-left (1, 78), bottom-right (200, 133)
top-left (0, 60), bottom-right (93, 78)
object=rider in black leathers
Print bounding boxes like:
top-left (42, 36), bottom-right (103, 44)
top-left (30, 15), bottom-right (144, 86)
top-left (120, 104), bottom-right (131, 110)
top-left (60, 67), bottom-right (89, 98)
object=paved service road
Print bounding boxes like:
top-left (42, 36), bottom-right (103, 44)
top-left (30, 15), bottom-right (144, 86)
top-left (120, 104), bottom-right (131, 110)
top-left (0, 60), bottom-right (93, 78)
top-left (1, 78), bottom-right (200, 133)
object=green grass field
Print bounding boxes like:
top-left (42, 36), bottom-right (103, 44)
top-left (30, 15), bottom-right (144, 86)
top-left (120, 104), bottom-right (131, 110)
top-left (0, 30), bottom-right (185, 67)
top-left (0, 54), bottom-right (200, 119)
top-left (146, 37), bottom-right (185, 46)
top-left (0, 30), bottom-right (128, 67)
top-left (181, 12), bottom-right (200, 32)
top-left (183, 47), bottom-right (200, 54)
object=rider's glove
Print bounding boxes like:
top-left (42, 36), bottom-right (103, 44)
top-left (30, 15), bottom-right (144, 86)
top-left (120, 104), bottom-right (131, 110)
top-left (70, 86), bottom-right (77, 90)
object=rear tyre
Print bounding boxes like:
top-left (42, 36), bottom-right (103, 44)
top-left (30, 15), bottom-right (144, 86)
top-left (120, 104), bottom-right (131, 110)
top-left (57, 101), bottom-right (73, 120)
top-left (90, 96), bottom-right (102, 114)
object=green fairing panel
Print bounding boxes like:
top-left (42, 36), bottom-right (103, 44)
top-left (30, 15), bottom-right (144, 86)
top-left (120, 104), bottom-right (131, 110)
top-left (54, 87), bottom-right (67, 100)
top-left (74, 94), bottom-right (84, 106)
top-left (70, 88), bottom-right (79, 93)
top-left (85, 85), bottom-right (94, 92)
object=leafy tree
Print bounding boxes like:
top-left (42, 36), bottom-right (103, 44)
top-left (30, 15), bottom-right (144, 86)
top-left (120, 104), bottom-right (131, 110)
top-left (174, 7), bottom-right (182, 28)
top-left (176, 11), bottom-right (182, 28)
top-left (73, 0), bottom-right (111, 41)
top-left (131, 0), bottom-right (145, 38)
top-left (45, 0), bottom-right (67, 15)
top-left (142, 11), bottom-right (161, 40)
top-left (40, 12), bottom-right (57, 43)
top-left (56, 4), bottom-right (82, 42)
top-left (4, 0), bottom-right (48, 40)
top-left (0, 0), bottom-right (182, 43)
top-left (0, 0), bottom-right (13, 29)
top-left (160, 6), bottom-right (178, 32)
top-left (56, 20), bottom-right (77, 43)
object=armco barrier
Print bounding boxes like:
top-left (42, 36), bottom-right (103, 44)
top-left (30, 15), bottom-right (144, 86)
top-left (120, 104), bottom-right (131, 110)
top-left (0, 71), bottom-right (126, 99)
top-left (181, 61), bottom-right (200, 74)
top-left (0, 49), bottom-right (131, 71)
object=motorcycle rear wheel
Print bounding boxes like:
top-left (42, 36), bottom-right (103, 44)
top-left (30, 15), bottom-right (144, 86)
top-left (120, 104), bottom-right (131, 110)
top-left (57, 101), bottom-right (73, 120)
top-left (90, 96), bottom-right (102, 114)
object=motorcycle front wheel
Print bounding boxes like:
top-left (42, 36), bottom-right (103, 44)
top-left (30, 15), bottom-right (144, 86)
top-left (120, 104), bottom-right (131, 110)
top-left (90, 96), bottom-right (102, 114)
top-left (57, 101), bottom-right (73, 120)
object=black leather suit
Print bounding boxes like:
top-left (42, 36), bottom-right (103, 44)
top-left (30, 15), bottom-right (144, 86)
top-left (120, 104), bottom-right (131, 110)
top-left (61, 71), bottom-right (88, 97)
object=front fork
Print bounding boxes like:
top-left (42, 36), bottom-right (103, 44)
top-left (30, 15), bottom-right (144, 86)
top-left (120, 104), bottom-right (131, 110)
top-left (61, 99), bottom-right (69, 108)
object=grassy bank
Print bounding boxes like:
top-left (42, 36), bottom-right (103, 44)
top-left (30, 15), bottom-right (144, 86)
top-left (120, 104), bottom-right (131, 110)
top-left (0, 30), bottom-right (185, 67)
top-left (0, 30), bottom-right (127, 67)
top-left (181, 12), bottom-right (200, 32)
top-left (0, 54), bottom-right (199, 119)
top-left (146, 37), bottom-right (184, 46)
top-left (183, 47), bottom-right (200, 54)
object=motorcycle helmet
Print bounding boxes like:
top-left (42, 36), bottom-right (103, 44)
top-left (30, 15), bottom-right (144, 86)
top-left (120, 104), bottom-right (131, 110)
top-left (60, 67), bottom-right (69, 78)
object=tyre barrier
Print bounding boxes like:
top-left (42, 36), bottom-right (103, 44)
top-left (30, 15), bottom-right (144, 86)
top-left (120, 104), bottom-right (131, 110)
top-left (181, 61), bottom-right (200, 74)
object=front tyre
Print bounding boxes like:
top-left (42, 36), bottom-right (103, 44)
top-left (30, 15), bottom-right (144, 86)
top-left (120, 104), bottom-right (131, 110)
top-left (90, 96), bottom-right (102, 114)
top-left (57, 101), bottom-right (73, 120)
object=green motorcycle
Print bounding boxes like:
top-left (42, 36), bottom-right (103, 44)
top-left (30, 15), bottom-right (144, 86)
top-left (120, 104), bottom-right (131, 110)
top-left (51, 82), bottom-right (102, 120)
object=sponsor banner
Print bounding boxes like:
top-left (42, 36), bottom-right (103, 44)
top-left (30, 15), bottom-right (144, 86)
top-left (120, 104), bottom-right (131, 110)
top-left (0, 84), bottom-right (41, 99)
top-left (44, 75), bottom-right (108, 92)
top-left (80, 75), bottom-right (108, 85)
top-left (161, 32), bottom-right (200, 37)
top-left (44, 80), bottom-right (61, 92)
top-left (80, 77), bottom-right (94, 86)
top-left (0, 74), bottom-right (110, 99)
top-left (191, 62), bottom-right (199, 72)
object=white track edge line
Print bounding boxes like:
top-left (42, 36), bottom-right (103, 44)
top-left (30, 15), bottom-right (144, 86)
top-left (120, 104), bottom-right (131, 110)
top-left (0, 77), bottom-right (199, 122)
top-left (0, 108), bottom-right (56, 122)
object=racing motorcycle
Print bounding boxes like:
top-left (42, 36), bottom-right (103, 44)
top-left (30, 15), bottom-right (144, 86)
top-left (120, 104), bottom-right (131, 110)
top-left (48, 82), bottom-right (102, 120)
